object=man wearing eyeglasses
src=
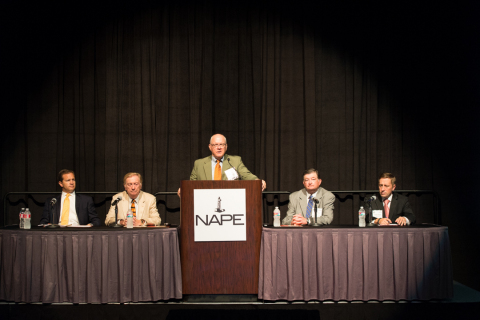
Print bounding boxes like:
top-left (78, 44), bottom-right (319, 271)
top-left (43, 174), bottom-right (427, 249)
top-left (178, 134), bottom-right (266, 196)
top-left (105, 172), bottom-right (161, 226)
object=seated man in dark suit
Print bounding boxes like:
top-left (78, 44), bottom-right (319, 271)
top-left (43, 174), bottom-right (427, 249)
top-left (370, 172), bottom-right (416, 226)
top-left (40, 169), bottom-right (101, 226)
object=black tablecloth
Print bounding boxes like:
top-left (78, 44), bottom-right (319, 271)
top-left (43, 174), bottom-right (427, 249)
top-left (0, 227), bottom-right (182, 303)
top-left (259, 225), bottom-right (453, 301)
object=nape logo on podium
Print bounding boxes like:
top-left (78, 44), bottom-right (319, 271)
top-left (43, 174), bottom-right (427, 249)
top-left (194, 189), bottom-right (246, 242)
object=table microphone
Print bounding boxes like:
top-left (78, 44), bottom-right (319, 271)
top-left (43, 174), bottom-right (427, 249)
top-left (47, 198), bottom-right (59, 228)
top-left (111, 196), bottom-right (122, 206)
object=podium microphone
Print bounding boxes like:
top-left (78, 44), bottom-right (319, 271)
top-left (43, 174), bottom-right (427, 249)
top-left (50, 198), bottom-right (57, 206)
top-left (227, 158), bottom-right (241, 180)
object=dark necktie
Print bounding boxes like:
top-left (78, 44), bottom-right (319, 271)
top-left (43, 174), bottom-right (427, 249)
top-left (306, 195), bottom-right (314, 219)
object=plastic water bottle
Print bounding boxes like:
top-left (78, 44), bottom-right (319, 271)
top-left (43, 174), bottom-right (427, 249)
top-left (273, 207), bottom-right (281, 227)
top-left (359, 206), bottom-right (366, 227)
top-left (24, 208), bottom-right (31, 229)
top-left (19, 208), bottom-right (25, 229)
top-left (126, 210), bottom-right (134, 228)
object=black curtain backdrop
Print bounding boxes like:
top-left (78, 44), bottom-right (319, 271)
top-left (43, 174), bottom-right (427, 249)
top-left (1, 1), bottom-right (479, 290)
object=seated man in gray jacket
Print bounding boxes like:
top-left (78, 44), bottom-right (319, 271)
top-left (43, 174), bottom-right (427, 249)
top-left (282, 168), bottom-right (335, 226)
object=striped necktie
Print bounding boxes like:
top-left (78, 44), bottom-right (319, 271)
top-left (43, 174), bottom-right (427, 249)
top-left (131, 199), bottom-right (136, 217)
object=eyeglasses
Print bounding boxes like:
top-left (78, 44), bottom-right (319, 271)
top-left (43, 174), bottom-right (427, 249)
top-left (210, 143), bottom-right (226, 148)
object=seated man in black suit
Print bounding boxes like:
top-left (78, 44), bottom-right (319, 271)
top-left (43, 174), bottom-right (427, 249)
top-left (40, 169), bottom-right (101, 226)
top-left (370, 172), bottom-right (416, 226)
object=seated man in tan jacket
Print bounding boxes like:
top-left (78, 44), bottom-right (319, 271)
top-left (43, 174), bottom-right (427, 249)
top-left (105, 172), bottom-right (161, 226)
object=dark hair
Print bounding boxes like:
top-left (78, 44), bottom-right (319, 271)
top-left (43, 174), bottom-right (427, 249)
top-left (57, 169), bottom-right (75, 182)
top-left (379, 172), bottom-right (396, 185)
top-left (303, 168), bottom-right (319, 179)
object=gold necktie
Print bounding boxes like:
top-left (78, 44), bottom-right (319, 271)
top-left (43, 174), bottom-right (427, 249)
top-left (60, 193), bottom-right (70, 225)
top-left (214, 160), bottom-right (222, 180)
top-left (131, 199), bottom-right (136, 217)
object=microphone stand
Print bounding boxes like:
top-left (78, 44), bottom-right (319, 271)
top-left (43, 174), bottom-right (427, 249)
top-left (311, 199), bottom-right (320, 227)
top-left (47, 201), bottom-right (59, 228)
top-left (111, 202), bottom-right (123, 228)
top-left (227, 158), bottom-right (241, 180)
top-left (365, 198), bottom-right (376, 227)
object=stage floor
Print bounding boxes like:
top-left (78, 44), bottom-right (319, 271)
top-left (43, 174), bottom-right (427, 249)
top-left (1, 281), bottom-right (479, 320)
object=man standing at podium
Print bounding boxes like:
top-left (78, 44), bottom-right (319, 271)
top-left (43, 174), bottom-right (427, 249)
top-left (178, 134), bottom-right (266, 196)
top-left (370, 172), bottom-right (416, 226)
top-left (105, 172), bottom-right (161, 226)
top-left (282, 168), bottom-right (335, 226)
top-left (40, 169), bottom-right (101, 226)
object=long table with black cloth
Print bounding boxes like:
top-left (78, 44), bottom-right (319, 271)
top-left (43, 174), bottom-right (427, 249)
top-left (0, 224), bottom-right (453, 302)
top-left (258, 224), bottom-right (453, 301)
top-left (0, 226), bottom-right (182, 303)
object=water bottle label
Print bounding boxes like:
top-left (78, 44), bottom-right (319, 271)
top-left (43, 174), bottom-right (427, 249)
top-left (127, 213), bottom-right (133, 218)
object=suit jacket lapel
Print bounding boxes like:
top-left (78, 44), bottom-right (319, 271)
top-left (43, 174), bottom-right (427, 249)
top-left (390, 193), bottom-right (399, 217)
top-left (203, 157), bottom-right (212, 180)
top-left (55, 195), bottom-right (62, 224)
top-left (222, 154), bottom-right (230, 180)
top-left (299, 189), bottom-right (308, 217)
top-left (119, 191), bottom-right (129, 220)
top-left (371, 194), bottom-right (383, 211)
top-left (75, 194), bottom-right (80, 218)
top-left (137, 191), bottom-right (145, 219)
top-left (315, 189), bottom-right (324, 211)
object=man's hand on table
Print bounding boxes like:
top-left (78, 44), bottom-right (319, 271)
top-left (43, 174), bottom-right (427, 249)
top-left (395, 216), bottom-right (407, 226)
top-left (291, 214), bottom-right (308, 226)
top-left (376, 218), bottom-right (392, 225)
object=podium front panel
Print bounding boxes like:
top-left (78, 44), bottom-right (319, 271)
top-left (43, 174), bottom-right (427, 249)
top-left (180, 180), bottom-right (262, 294)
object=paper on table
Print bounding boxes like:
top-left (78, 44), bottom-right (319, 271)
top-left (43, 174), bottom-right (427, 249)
top-left (67, 224), bottom-right (92, 228)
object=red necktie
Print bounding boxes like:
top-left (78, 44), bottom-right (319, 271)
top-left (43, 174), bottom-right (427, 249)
top-left (384, 199), bottom-right (390, 219)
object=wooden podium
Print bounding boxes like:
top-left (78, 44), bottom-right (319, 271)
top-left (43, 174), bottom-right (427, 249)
top-left (180, 180), bottom-right (262, 294)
